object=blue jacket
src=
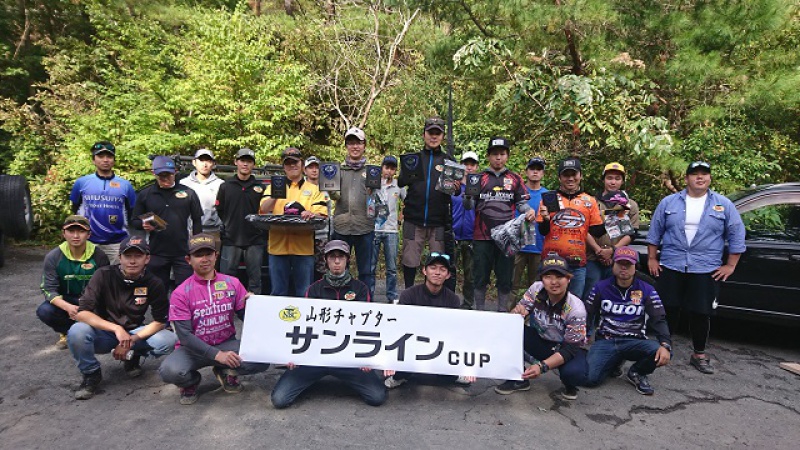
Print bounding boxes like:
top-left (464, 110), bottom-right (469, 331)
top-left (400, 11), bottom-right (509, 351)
top-left (452, 185), bottom-right (474, 241)
top-left (70, 173), bottom-right (137, 244)
top-left (517, 186), bottom-right (548, 254)
top-left (646, 189), bottom-right (746, 273)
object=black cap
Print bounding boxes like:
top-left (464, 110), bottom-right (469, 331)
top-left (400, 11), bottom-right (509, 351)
top-left (686, 161), bottom-right (711, 175)
top-left (119, 236), bottom-right (150, 255)
top-left (424, 252), bottom-right (452, 269)
top-left (382, 155), bottom-right (398, 167)
top-left (188, 233), bottom-right (217, 254)
top-left (538, 253), bottom-right (570, 276)
top-left (424, 117), bottom-right (445, 133)
top-left (487, 137), bottom-right (510, 152)
top-left (558, 158), bottom-right (581, 175)
top-left (91, 141), bottom-right (116, 156)
top-left (527, 157), bottom-right (546, 169)
top-left (235, 148), bottom-right (256, 161)
top-left (281, 147), bottom-right (303, 163)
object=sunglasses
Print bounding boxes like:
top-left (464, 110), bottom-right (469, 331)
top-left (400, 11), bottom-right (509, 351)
top-left (688, 161), bottom-right (711, 171)
top-left (93, 143), bottom-right (115, 152)
top-left (429, 252), bottom-right (451, 261)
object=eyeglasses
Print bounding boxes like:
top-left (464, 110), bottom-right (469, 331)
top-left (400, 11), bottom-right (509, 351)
top-left (93, 143), bottom-right (115, 152)
top-left (429, 252), bottom-right (451, 261)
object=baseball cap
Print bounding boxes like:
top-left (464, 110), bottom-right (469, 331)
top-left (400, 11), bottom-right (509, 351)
top-left (152, 155), bottom-right (176, 174)
top-left (424, 117), bottom-right (445, 133)
top-left (686, 161), bottom-right (711, 174)
top-left (613, 246), bottom-right (639, 265)
top-left (487, 137), bottom-right (510, 152)
top-left (324, 240), bottom-right (351, 255)
top-left (461, 151), bottom-right (479, 163)
top-left (188, 233), bottom-right (217, 254)
top-left (235, 148), bottom-right (256, 161)
top-left (344, 127), bottom-right (366, 141)
top-left (281, 147), bottom-right (303, 163)
top-left (602, 162), bottom-right (625, 177)
top-left (424, 252), bottom-right (451, 269)
top-left (193, 148), bottom-right (215, 160)
top-left (91, 141), bottom-right (116, 156)
top-left (558, 157), bottom-right (581, 175)
top-left (62, 215), bottom-right (90, 231)
top-left (527, 157), bottom-right (546, 169)
top-left (538, 253), bottom-right (570, 276)
top-left (600, 190), bottom-right (630, 210)
top-left (119, 235), bottom-right (150, 255)
top-left (382, 155), bottom-right (398, 167)
top-left (305, 156), bottom-right (321, 168)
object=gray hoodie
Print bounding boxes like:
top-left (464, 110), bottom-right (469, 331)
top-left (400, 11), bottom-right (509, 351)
top-left (180, 171), bottom-right (224, 232)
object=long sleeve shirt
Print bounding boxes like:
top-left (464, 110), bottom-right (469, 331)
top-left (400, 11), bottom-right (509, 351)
top-left (41, 242), bottom-right (110, 303)
top-left (517, 281), bottom-right (587, 363)
top-left (130, 183), bottom-right (203, 257)
top-left (585, 277), bottom-right (671, 345)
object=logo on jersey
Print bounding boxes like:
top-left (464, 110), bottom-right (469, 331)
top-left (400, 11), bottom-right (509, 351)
top-left (110, 181), bottom-right (120, 188)
top-left (134, 287), bottom-right (148, 296)
top-left (134, 297), bottom-right (147, 305)
top-left (713, 205), bottom-right (725, 212)
top-left (503, 177), bottom-right (513, 191)
top-left (344, 291), bottom-right (356, 301)
top-left (214, 281), bottom-right (228, 291)
top-left (551, 209), bottom-right (586, 229)
top-left (631, 290), bottom-right (643, 305)
top-left (175, 191), bottom-right (188, 199)
top-left (81, 263), bottom-right (95, 270)
top-left (109, 214), bottom-right (118, 224)
top-left (253, 186), bottom-right (264, 193)
top-left (435, 164), bottom-right (443, 172)
top-left (279, 305), bottom-right (301, 322)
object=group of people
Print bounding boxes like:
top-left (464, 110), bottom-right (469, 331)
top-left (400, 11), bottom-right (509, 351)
top-left (36, 117), bottom-right (746, 406)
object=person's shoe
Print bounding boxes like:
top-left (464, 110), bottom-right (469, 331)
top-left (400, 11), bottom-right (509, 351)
top-left (494, 380), bottom-right (531, 395)
top-left (627, 368), bottom-right (655, 395)
top-left (690, 354), bottom-right (715, 374)
top-left (75, 369), bottom-right (102, 400)
top-left (454, 375), bottom-right (473, 386)
top-left (384, 376), bottom-right (407, 389)
top-left (55, 333), bottom-right (68, 350)
top-left (213, 367), bottom-right (243, 393)
top-left (560, 385), bottom-right (579, 400)
top-left (179, 383), bottom-right (199, 405)
top-left (123, 355), bottom-right (143, 378)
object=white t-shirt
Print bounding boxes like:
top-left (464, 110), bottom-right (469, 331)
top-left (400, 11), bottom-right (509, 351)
top-left (684, 193), bottom-right (707, 245)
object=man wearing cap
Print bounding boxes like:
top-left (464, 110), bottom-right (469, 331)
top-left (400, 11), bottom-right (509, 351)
top-left (216, 148), bottom-right (267, 294)
top-left (304, 156), bottom-right (333, 281)
top-left (646, 161), bottom-right (745, 374)
top-left (371, 155), bottom-right (406, 302)
top-left (512, 157), bottom-right (549, 299)
top-left (70, 141), bottom-right (137, 264)
top-left (494, 253), bottom-right (588, 399)
top-left (451, 151), bottom-right (479, 309)
top-left (271, 240), bottom-right (387, 408)
top-left (179, 149), bottom-right (224, 242)
top-left (585, 246), bottom-right (671, 395)
top-left (259, 147), bottom-right (328, 297)
top-left (67, 236), bottom-right (177, 400)
top-left (399, 117), bottom-right (458, 290)
top-left (37, 215), bottom-right (111, 349)
top-left (330, 127), bottom-right (376, 294)
top-left (583, 162), bottom-right (640, 303)
top-left (384, 252), bottom-right (474, 388)
top-left (469, 137), bottom-right (533, 312)
top-left (131, 155), bottom-right (203, 290)
top-left (536, 157), bottom-right (605, 298)
top-left (159, 234), bottom-right (269, 405)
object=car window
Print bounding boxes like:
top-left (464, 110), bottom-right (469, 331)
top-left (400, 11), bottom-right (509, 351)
top-left (741, 203), bottom-right (800, 242)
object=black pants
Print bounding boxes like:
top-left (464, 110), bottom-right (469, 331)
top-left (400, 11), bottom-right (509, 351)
top-left (147, 254), bottom-right (193, 291)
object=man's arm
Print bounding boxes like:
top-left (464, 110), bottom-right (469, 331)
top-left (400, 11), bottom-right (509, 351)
top-left (69, 180), bottom-right (82, 214)
top-left (259, 185), bottom-right (276, 214)
top-left (173, 320), bottom-right (219, 359)
top-left (42, 252), bottom-right (80, 317)
top-left (125, 182), bottom-right (137, 221)
top-left (215, 183), bottom-right (226, 219)
top-left (190, 191), bottom-right (203, 234)
top-left (129, 188), bottom-right (147, 230)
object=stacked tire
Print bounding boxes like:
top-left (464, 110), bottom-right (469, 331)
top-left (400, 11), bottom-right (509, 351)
top-left (0, 174), bottom-right (34, 268)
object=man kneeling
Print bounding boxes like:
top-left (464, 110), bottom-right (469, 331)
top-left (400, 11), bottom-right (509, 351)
top-left (584, 246), bottom-right (671, 395)
top-left (68, 236), bottom-right (177, 400)
top-left (159, 234), bottom-right (270, 405)
top-left (270, 240), bottom-right (388, 408)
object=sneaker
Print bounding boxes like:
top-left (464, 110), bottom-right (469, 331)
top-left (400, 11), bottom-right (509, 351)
top-left (627, 368), bottom-right (655, 395)
top-left (213, 367), bottom-right (243, 393)
top-left (560, 385), bottom-right (579, 400)
top-left (75, 369), bottom-right (102, 400)
top-left (494, 380), bottom-right (531, 395)
top-left (384, 376), bottom-right (407, 389)
top-left (689, 354), bottom-right (715, 374)
top-left (454, 375), bottom-right (473, 386)
top-left (56, 333), bottom-right (68, 350)
top-left (179, 383), bottom-right (199, 405)
top-left (123, 355), bottom-right (142, 378)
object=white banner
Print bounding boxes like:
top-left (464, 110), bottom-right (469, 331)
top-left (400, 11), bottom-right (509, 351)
top-left (239, 295), bottom-right (524, 380)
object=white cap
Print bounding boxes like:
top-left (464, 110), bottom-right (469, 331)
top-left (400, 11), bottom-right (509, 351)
top-left (193, 148), bottom-right (215, 160)
top-left (344, 127), bottom-right (366, 141)
top-left (460, 151), bottom-right (479, 163)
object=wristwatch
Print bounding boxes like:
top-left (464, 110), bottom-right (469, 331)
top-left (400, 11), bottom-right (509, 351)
top-left (660, 342), bottom-right (672, 352)
top-left (538, 361), bottom-right (550, 374)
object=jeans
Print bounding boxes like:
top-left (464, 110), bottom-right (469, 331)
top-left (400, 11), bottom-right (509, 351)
top-left (521, 326), bottom-right (588, 389)
top-left (567, 266), bottom-right (587, 299)
top-left (220, 244), bottom-right (265, 294)
top-left (36, 298), bottom-right (79, 334)
top-left (269, 254), bottom-right (315, 297)
top-left (371, 232), bottom-right (399, 301)
top-left (67, 322), bottom-right (177, 375)
top-left (331, 231), bottom-right (375, 296)
top-left (270, 366), bottom-right (387, 408)
top-left (159, 337), bottom-right (269, 388)
top-left (457, 240), bottom-right (474, 309)
top-left (148, 254), bottom-right (193, 291)
top-left (586, 338), bottom-right (663, 386)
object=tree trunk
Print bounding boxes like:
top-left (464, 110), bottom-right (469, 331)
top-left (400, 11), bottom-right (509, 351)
top-left (284, 0), bottom-right (295, 17)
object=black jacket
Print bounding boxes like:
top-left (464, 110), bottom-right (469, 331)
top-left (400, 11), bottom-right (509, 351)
top-left (216, 175), bottom-right (267, 246)
top-left (131, 183), bottom-right (203, 257)
top-left (305, 275), bottom-right (371, 302)
top-left (399, 146), bottom-right (454, 228)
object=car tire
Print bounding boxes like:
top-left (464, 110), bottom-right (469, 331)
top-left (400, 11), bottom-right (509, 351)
top-left (0, 230), bottom-right (5, 268)
top-left (0, 175), bottom-right (34, 239)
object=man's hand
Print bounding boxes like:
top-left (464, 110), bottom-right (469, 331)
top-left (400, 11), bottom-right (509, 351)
top-left (461, 375), bottom-right (477, 383)
top-left (64, 303), bottom-right (80, 320)
top-left (655, 346), bottom-right (671, 367)
top-left (524, 210), bottom-right (537, 222)
top-left (511, 304), bottom-right (529, 317)
top-left (597, 247), bottom-right (613, 261)
top-left (360, 367), bottom-right (373, 372)
top-left (712, 264), bottom-right (736, 281)
top-left (522, 364), bottom-right (542, 380)
top-left (648, 258), bottom-right (662, 278)
top-left (539, 205), bottom-right (550, 221)
top-left (214, 350), bottom-right (242, 368)
top-left (286, 362), bottom-right (297, 370)
top-left (383, 369), bottom-right (395, 377)
top-left (300, 210), bottom-right (316, 220)
top-left (112, 345), bottom-right (129, 361)
top-left (114, 327), bottom-right (133, 348)
top-left (142, 221), bottom-right (156, 232)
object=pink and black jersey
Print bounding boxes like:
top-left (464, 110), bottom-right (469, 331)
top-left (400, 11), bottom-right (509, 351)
top-left (169, 272), bottom-right (247, 346)
top-left (473, 169), bottom-right (530, 240)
